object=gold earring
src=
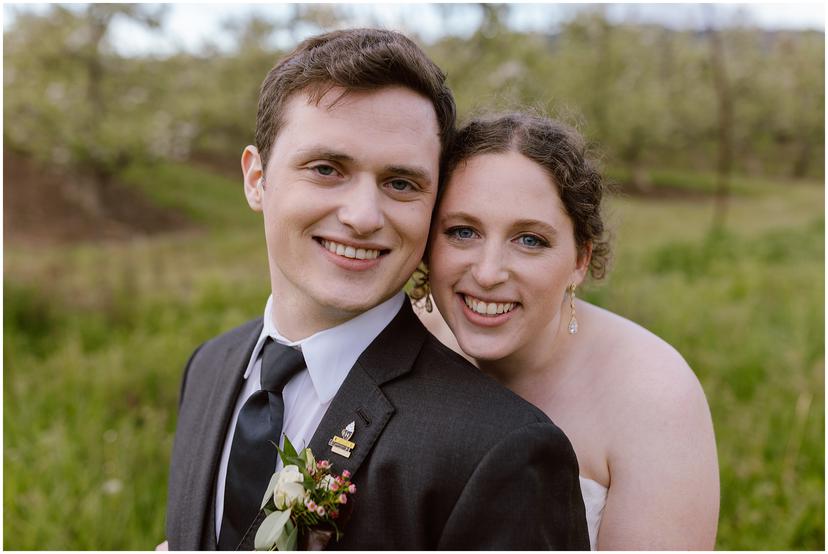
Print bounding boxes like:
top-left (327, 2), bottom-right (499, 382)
top-left (410, 262), bottom-right (433, 313)
top-left (567, 283), bottom-right (578, 335)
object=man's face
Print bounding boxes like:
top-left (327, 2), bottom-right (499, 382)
top-left (248, 86), bottom-right (440, 338)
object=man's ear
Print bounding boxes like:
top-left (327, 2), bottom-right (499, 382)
top-left (242, 145), bottom-right (264, 212)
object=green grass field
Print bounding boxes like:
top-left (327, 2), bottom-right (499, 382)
top-left (4, 161), bottom-right (824, 549)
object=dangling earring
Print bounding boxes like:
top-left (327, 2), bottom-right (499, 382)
top-left (567, 283), bottom-right (578, 335)
top-left (410, 262), bottom-right (433, 313)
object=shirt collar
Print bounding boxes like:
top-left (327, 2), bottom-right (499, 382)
top-left (244, 291), bottom-right (405, 403)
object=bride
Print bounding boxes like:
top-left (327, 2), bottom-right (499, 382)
top-left (415, 113), bottom-right (720, 549)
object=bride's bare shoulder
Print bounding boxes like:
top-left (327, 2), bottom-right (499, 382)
top-left (579, 302), bottom-right (719, 548)
top-left (580, 301), bottom-right (710, 424)
top-left (583, 301), bottom-right (692, 374)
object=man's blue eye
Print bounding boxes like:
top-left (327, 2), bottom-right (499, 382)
top-left (314, 165), bottom-right (335, 176)
top-left (389, 179), bottom-right (412, 191)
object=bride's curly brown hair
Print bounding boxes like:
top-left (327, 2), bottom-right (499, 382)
top-left (410, 112), bottom-right (611, 305)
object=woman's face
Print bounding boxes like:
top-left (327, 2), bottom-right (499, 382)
top-left (429, 151), bottom-right (587, 362)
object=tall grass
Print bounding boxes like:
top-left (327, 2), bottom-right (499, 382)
top-left (4, 162), bottom-right (824, 549)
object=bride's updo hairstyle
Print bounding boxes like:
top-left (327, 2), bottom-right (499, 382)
top-left (442, 113), bottom-right (610, 280)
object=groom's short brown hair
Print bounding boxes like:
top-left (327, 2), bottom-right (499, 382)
top-left (255, 28), bottom-right (456, 171)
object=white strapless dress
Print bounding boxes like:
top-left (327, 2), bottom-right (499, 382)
top-left (579, 476), bottom-right (608, 550)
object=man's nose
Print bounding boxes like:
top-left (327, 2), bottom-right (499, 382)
top-left (337, 177), bottom-right (384, 236)
top-left (471, 243), bottom-right (509, 289)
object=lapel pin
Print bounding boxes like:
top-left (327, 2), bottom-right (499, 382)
top-left (329, 421), bottom-right (356, 458)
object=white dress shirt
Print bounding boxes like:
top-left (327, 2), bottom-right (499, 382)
top-left (214, 291), bottom-right (405, 540)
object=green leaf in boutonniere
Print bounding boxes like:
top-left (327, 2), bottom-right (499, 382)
top-left (276, 520), bottom-right (299, 551)
top-left (277, 436), bottom-right (307, 474)
top-left (281, 435), bottom-right (299, 460)
top-left (255, 510), bottom-right (291, 551)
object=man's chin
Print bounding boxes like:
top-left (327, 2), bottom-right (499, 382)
top-left (317, 290), bottom-right (397, 319)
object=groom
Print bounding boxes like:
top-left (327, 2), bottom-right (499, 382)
top-left (165, 28), bottom-right (589, 550)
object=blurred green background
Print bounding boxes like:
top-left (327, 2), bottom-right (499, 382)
top-left (3, 3), bottom-right (824, 550)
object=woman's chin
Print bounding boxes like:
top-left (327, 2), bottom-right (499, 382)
top-left (455, 334), bottom-right (516, 363)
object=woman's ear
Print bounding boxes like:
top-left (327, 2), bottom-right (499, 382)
top-left (242, 145), bottom-right (264, 211)
top-left (573, 242), bottom-right (593, 285)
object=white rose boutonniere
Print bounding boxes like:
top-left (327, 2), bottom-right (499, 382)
top-left (273, 465), bottom-right (305, 510)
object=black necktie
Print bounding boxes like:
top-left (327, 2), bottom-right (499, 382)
top-left (218, 338), bottom-right (306, 550)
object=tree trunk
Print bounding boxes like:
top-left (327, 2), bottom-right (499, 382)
top-left (73, 6), bottom-right (114, 217)
top-left (707, 17), bottom-right (734, 231)
top-left (792, 140), bottom-right (812, 179)
top-left (61, 170), bottom-right (110, 219)
top-left (624, 131), bottom-right (652, 193)
top-left (630, 159), bottom-right (652, 192)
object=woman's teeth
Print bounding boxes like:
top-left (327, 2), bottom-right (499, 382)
top-left (321, 239), bottom-right (380, 260)
top-left (463, 295), bottom-right (516, 316)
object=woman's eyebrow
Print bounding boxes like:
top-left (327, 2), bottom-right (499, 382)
top-left (511, 219), bottom-right (559, 239)
top-left (438, 211), bottom-right (483, 225)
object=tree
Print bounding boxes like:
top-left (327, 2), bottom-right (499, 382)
top-left (705, 13), bottom-right (735, 230)
top-left (4, 4), bottom-right (166, 215)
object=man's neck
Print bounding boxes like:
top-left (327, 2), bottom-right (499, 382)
top-left (269, 300), bottom-right (359, 342)
top-left (267, 290), bottom-right (405, 343)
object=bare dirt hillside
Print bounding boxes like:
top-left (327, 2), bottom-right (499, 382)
top-left (4, 149), bottom-right (193, 245)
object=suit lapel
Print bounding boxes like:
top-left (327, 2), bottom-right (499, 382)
top-left (186, 322), bottom-right (263, 549)
top-left (307, 363), bottom-right (395, 476)
top-left (309, 301), bottom-right (427, 476)
top-left (236, 303), bottom-right (427, 550)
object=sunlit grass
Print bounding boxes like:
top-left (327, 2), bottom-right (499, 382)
top-left (4, 163), bottom-right (824, 549)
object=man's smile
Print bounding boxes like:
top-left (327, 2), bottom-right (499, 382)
top-left (316, 238), bottom-right (387, 260)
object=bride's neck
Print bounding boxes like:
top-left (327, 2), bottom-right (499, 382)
top-left (477, 331), bottom-right (572, 408)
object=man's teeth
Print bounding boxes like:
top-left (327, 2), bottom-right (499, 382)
top-left (321, 239), bottom-right (380, 260)
top-left (463, 295), bottom-right (516, 316)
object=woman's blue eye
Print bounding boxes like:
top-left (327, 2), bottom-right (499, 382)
top-left (517, 235), bottom-right (547, 248)
top-left (448, 227), bottom-right (477, 240)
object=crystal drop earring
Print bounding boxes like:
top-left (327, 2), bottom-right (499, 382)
top-left (567, 283), bottom-right (578, 335)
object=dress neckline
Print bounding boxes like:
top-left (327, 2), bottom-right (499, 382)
top-left (579, 475), bottom-right (608, 491)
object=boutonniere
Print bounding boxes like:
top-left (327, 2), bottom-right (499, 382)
top-left (255, 436), bottom-right (356, 551)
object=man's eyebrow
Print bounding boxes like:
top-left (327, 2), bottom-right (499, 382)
top-left (291, 149), bottom-right (432, 183)
top-left (293, 147), bottom-right (355, 163)
top-left (385, 165), bottom-right (433, 184)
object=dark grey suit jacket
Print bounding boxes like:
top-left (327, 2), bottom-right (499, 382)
top-left (166, 301), bottom-right (589, 550)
